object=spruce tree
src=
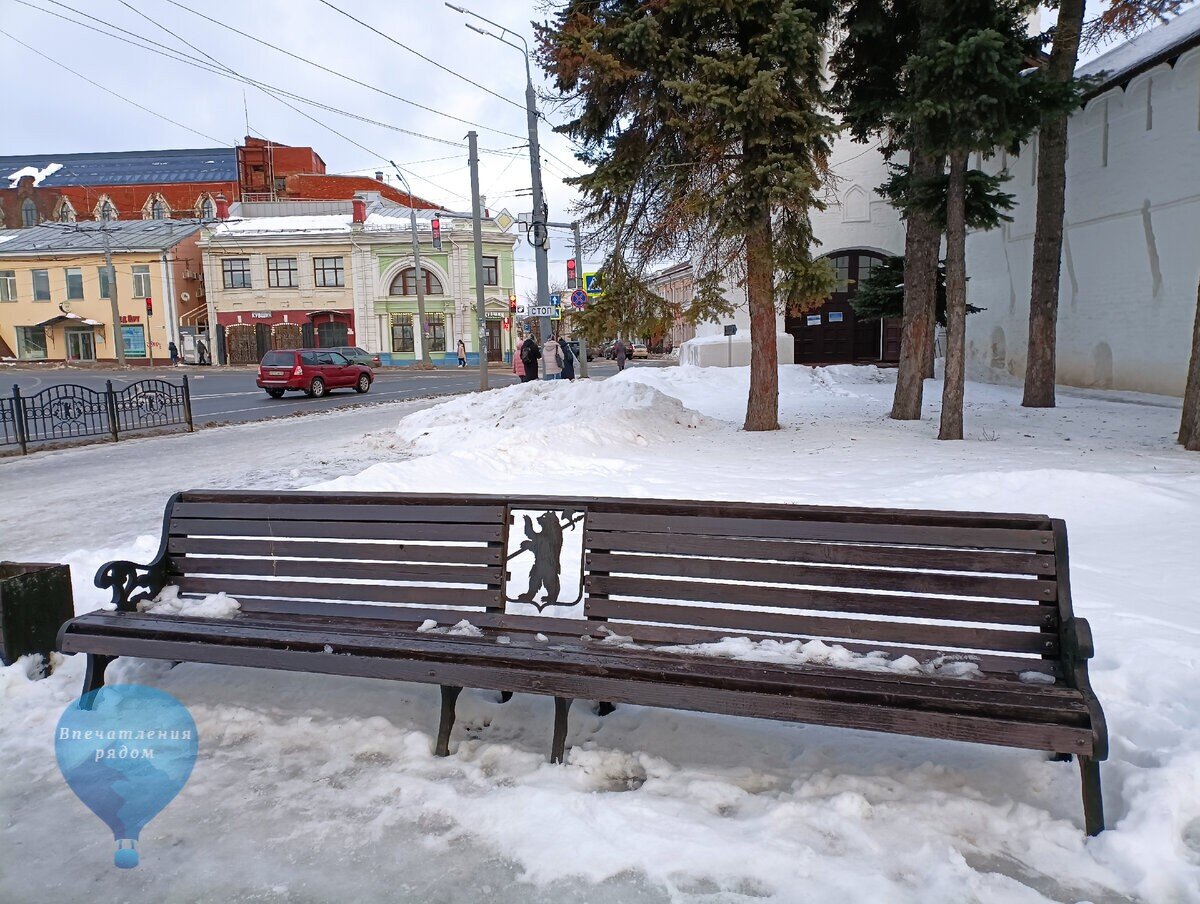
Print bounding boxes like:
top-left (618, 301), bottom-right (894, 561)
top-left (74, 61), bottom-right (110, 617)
top-left (539, 0), bottom-right (838, 431)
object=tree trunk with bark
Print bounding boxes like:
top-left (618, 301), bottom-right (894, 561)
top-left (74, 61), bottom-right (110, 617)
top-left (744, 204), bottom-right (779, 431)
top-left (892, 148), bottom-right (943, 420)
top-left (1022, 0), bottom-right (1086, 408)
top-left (939, 153), bottom-right (969, 441)
top-left (1180, 276), bottom-right (1200, 451)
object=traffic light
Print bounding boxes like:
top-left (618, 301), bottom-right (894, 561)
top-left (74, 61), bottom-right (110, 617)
top-left (431, 217), bottom-right (442, 251)
top-left (508, 294), bottom-right (517, 313)
top-left (566, 258), bottom-right (577, 289)
top-left (145, 297), bottom-right (153, 317)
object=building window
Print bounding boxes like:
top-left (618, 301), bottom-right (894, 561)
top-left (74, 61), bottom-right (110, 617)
top-left (21, 199), bottom-right (38, 228)
top-left (313, 257), bottom-right (345, 288)
top-left (831, 255), bottom-right (851, 293)
top-left (268, 257), bottom-right (299, 288)
top-left (0, 271), bottom-right (16, 302)
top-left (132, 264), bottom-right (152, 298)
top-left (200, 196), bottom-right (216, 219)
top-left (424, 313), bottom-right (446, 352)
top-left (16, 326), bottom-right (48, 359)
top-left (122, 324), bottom-right (147, 357)
top-left (65, 267), bottom-right (84, 300)
top-left (32, 269), bottom-right (50, 302)
top-left (97, 198), bottom-right (117, 222)
top-left (145, 195), bottom-right (170, 220)
top-left (57, 200), bottom-right (76, 223)
top-left (482, 255), bottom-right (498, 286)
top-left (391, 315), bottom-right (414, 352)
top-left (222, 258), bottom-right (251, 289)
top-left (390, 267), bottom-right (444, 296)
top-left (97, 267), bottom-right (110, 299)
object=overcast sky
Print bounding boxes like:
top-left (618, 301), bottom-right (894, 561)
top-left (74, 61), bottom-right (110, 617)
top-left (1, 0), bottom-right (588, 298)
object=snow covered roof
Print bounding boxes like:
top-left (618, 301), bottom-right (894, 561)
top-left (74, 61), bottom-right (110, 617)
top-left (204, 204), bottom-right (509, 241)
top-left (0, 220), bottom-right (205, 256)
top-left (1077, 6), bottom-right (1200, 94)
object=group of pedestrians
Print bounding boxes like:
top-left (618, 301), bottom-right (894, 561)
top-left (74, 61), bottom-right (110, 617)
top-left (514, 335), bottom-right (580, 382)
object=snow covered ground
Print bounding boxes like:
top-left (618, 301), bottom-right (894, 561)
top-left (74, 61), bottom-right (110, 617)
top-left (2, 365), bottom-right (1199, 903)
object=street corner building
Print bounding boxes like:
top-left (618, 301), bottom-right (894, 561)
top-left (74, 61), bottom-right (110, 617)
top-left (199, 194), bottom-right (518, 367)
top-left (0, 220), bottom-right (205, 364)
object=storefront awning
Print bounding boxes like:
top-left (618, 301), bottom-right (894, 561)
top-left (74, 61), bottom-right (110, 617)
top-left (34, 313), bottom-right (104, 328)
top-left (306, 309), bottom-right (351, 320)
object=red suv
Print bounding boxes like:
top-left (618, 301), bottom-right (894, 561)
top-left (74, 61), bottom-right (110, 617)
top-left (257, 348), bottom-right (374, 399)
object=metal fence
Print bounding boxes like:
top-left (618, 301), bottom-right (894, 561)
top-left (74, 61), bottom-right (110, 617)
top-left (0, 378), bottom-right (192, 455)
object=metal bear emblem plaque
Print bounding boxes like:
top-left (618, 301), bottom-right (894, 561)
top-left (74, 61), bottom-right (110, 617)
top-left (504, 508), bottom-right (586, 617)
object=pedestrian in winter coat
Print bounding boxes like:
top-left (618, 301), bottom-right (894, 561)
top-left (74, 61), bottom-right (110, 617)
top-left (614, 338), bottom-right (627, 372)
top-left (456, 339), bottom-right (467, 368)
top-left (519, 337), bottom-right (539, 382)
top-left (558, 337), bottom-right (576, 381)
top-left (513, 350), bottom-right (525, 379)
top-left (168, 341), bottom-right (179, 365)
top-left (541, 336), bottom-right (564, 380)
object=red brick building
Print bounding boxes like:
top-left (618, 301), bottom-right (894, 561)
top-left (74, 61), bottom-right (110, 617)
top-left (1, 136), bottom-right (436, 229)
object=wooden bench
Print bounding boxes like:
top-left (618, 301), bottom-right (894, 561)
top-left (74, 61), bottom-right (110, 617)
top-left (57, 490), bottom-right (1108, 834)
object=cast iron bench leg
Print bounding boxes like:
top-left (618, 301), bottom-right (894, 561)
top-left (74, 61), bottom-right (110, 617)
top-left (435, 686), bottom-right (462, 757)
top-left (1080, 756), bottom-right (1104, 836)
top-left (597, 701), bottom-right (616, 716)
top-left (79, 654), bottom-right (114, 709)
top-left (551, 697), bottom-right (572, 764)
top-left (498, 691), bottom-right (513, 703)
top-left (1050, 752), bottom-right (1073, 762)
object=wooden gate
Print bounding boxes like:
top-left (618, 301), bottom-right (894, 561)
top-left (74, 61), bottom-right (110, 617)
top-left (225, 324), bottom-right (260, 365)
top-left (272, 323), bottom-right (303, 349)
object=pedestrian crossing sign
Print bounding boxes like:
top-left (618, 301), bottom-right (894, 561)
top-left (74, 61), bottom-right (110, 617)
top-left (583, 272), bottom-right (603, 296)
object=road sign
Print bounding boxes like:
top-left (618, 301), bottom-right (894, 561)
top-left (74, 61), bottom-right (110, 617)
top-left (529, 304), bottom-right (561, 320)
top-left (724, 324), bottom-right (737, 336)
top-left (583, 272), bottom-right (603, 296)
top-left (570, 288), bottom-right (588, 310)
top-left (549, 293), bottom-right (562, 307)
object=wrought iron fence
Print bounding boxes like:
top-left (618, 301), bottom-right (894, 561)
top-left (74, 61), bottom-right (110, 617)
top-left (1, 378), bottom-right (192, 455)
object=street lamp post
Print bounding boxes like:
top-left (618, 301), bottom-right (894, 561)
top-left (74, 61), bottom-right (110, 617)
top-left (389, 163), bottom-right (435, 369)
top-left (446, 3), bottom-right (552, 345)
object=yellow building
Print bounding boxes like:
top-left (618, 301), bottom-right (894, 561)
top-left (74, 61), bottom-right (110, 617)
top-left (0, 220), bottom-right (205, 363)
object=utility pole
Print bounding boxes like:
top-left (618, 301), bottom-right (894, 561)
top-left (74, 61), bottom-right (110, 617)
top-left (572, 221), bottom-right (587, 378)
top-left (447, 4), bottom-right (551, 342)
top-left (102, 227), bottom-right (126, 366)
top-left (468, 131), bottom-right (489, 391)
top-left (389, 163), bottom-right (434, 368)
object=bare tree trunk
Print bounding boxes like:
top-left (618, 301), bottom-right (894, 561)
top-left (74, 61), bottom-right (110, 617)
top-left (744, 203), bottom-right (779, 431)
top-left (939, 153), bottom-right (968, 441)
top-left (1180, 277), bottom-right (1200, 451)
top-left (925, 312), bottom-right (937, 379)
top-left (892, 148), bottom-right (942, 419)
top-left (1023, 0), bottom-right (1086, 408)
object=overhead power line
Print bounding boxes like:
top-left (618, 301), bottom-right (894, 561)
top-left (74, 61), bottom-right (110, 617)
top-left (0, 27), bottom-right (226, 146)
top-left (314, 0), bottom-right (527, 113)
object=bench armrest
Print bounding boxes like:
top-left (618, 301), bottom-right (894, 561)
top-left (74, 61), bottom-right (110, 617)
top-left (95, 559), bottom-right (168, 613)
top-left (1062, 616), bottom-right (1095, 661)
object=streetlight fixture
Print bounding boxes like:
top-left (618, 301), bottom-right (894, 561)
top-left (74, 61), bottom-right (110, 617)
top-left (445, 2), bottom-right (553, 344)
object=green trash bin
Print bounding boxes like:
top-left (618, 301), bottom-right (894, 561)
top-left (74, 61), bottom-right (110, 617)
top-left (0, 562), bottom-right (75, 672)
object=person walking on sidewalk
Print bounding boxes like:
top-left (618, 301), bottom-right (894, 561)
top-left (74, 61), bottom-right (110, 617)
top-left (541, 335), bottom-right (564, 380)
top-left (456, 339), bottom-right (467, 368)
top-left (558, 336), bottom-right (576, 381)
top-left (614, 338), bottom-right (627, 372)
top-left (168, 341), bottom-right (179, 366)
top-left (520, 336), bottom-right (540, 383)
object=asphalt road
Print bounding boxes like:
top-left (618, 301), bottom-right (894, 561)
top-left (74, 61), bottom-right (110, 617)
top-left (3, 357), bottom-right (668, 426)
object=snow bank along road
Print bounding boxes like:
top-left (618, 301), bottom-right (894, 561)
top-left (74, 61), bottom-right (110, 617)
top-left (2, 364), bottom-right (1199, 903)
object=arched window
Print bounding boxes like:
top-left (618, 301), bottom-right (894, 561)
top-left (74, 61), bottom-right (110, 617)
top-left (56, 199), bottom-right (76, 223)
top-left (96, 197), bottom-right (117, 222)
top-left (21, 199), bottom-right (38, 228)
top-left (151, 198), bottom-right (166, 220)
top-left (200, 196), bottom-right (216, 219)
top-left (390, 267), bottom-right (444, 296)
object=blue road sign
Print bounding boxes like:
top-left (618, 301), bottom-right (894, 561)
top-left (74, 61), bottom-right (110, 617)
top-left (550, 293), bottom-right (562, 306)
top-left (570, 288), bottom-right (588, 310)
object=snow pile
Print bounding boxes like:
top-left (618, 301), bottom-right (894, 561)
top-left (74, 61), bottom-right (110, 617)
top-left (393, 377), bottom-right (710, 456)
top-left (137, 585), bottom-right (240, 618)
top-left (660, 636), bottom-right (985, 679)
top-left (416, 619), bottom-right (484, 637)
top-left (7, 162), bottom-right (62, 187)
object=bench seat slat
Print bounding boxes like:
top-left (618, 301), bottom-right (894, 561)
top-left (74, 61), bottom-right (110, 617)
top-left (587, 598), bottom-right (1055, 655)
top-left (63, 614), bottom-right (1089, 722)
top-left (588, 531), bottom-right (1057, 576)
top-left (220, 596), bottom-right (1060, 678)
top-left (172, 501), bottom-right (506, 524)
top-left (171, 556), bottom-right (502, 585)
top-left (588, 552), bottom-right (1056, 602)
top-left (59, 626), bottom-right (1095, 755)
top-left (169, 518), bottom-right (502, 543)
top-left (167, 537), bottom-right (503, 565)
top-left (173, 577), bottom-right (499, 608)
top-left (587, 513), bottom-right (1055, 552)
top-left (587, 574), bottom-right (1056, 632)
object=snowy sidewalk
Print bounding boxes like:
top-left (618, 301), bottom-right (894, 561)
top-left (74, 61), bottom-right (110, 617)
top-left (3, 366), bottom-right (1199, 903)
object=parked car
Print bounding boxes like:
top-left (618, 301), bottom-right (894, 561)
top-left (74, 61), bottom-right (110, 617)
top-left (565, 340), bottom-right (595, 362)
top-left (332, 346), bottom-right (382, 368)
top-left (257, 349), bottom-right (374, 399)
top-left (629, 343), bottom-right (648, 359)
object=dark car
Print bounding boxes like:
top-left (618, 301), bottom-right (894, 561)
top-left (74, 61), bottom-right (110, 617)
top-left (332, 346), bottom-right (382, 368)
top-left (257, 348), bottom-right (374, 399)
top-left (565, 340), bottom-right (595, 362)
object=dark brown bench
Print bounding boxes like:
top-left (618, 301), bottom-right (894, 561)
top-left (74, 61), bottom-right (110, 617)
top-left (57, 490), bottom-right (1108, 834)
